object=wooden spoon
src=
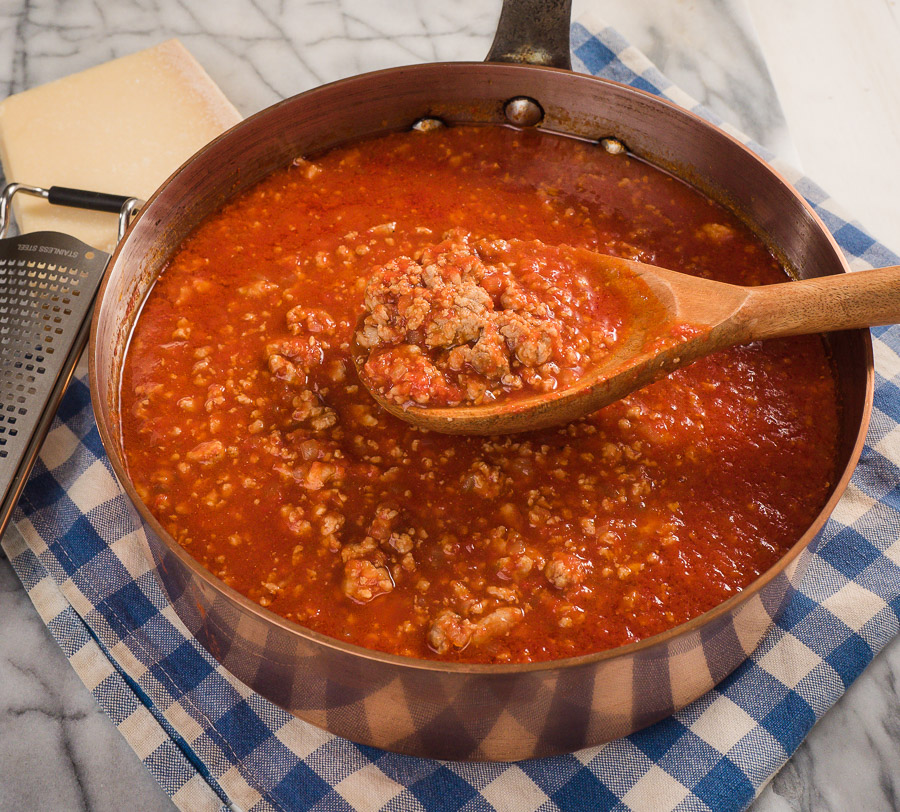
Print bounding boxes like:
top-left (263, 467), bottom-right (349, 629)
top-left (353, 250), bottom-right (900, 435)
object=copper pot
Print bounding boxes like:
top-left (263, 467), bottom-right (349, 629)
top-left (89, 0), bottom-right (872, 760)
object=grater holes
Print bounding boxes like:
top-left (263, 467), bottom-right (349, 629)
top-left (0, 236), bottom-right (109, 500)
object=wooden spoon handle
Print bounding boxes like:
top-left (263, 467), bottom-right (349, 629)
top-left (736, 265), bottom-right (900, 341)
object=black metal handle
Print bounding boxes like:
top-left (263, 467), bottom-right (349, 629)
top-left (485, 0), bottom-right (572, 70)
top-left (48, 186), bottom-right (133, 214)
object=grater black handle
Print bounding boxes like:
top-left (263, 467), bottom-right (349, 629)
top-left (47, 186), bottom-right (133, 214)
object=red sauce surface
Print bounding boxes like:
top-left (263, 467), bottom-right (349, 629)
top-left (121, 125), bottom-right (840, 663)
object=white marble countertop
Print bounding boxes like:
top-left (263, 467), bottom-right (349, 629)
top-left (1, 1), bottom-right (899, 810)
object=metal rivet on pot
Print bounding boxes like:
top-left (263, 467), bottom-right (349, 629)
top-left (411, 117), bottom-right (446, 132)
top-left (600, 137), bottom-right (626, 155)
top-left (504, 97), bottom-right (544, 127)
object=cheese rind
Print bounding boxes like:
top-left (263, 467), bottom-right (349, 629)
top-left (0, 39), bottom-right (242, 253)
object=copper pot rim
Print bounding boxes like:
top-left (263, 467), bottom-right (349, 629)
top-left (90, 60), bottom-right (876, 678)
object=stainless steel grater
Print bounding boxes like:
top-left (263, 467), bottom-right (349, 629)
top-left (0, 183), bottom-right (141, 537)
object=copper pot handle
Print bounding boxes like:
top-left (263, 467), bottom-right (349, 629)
top-left (485, 0), bottom-right (572, 70)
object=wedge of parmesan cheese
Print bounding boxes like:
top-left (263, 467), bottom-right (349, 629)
top-left (0, 39), bottom-right (242, 253)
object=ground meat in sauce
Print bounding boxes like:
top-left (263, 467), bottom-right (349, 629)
top-left (120, 125), bottom-right (840, 664)
top-left (357, 230), bottom-right (622, 406)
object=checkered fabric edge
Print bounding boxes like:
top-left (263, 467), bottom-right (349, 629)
top-left (4, 15), bottom-right (900, 812)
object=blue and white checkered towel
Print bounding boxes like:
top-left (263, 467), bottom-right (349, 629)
top-left (5, 16), bottom-right (900, 812)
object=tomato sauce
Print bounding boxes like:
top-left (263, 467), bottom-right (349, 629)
top-left (120, 125), bottom-right (840, 663)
